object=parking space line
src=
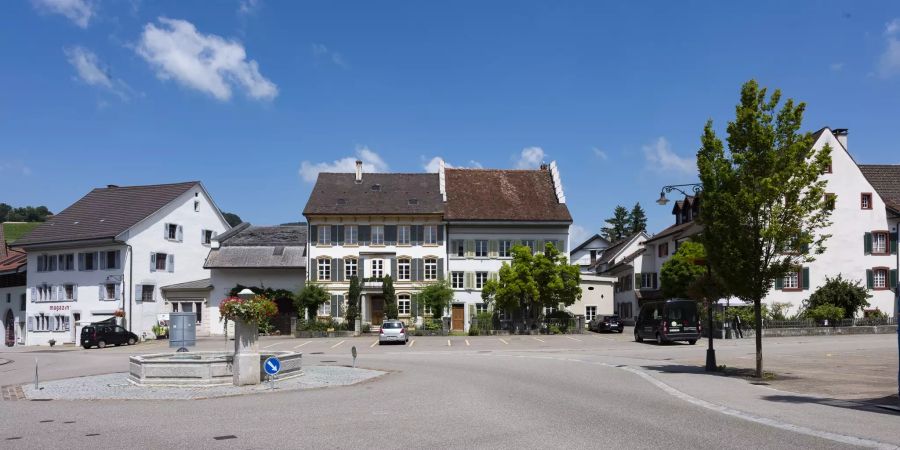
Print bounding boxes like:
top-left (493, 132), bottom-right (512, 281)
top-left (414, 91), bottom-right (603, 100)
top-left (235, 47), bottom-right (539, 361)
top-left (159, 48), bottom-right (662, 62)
top-left (533, 337), bottom-right (546, 343)
top-left (499, 338), bottom-right (508, 345)
top-left (330, 340), bottom-right (346, 349)
top-left (408, 339), bottom-right (415, 348)
top-left (369, 340), bottom-right (378, 348)
top-left (465, 339), bottom-right (470, 346)
top-left (565, 336), bottom-right (583, 342)
top-left (262, 342), bottom-right (282, 349)
top-left (293, 341), bottom-right (311, 349)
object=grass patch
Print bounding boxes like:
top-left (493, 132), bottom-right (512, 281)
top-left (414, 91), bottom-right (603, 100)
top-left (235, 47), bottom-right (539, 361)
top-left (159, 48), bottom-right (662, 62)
top-left (3, 222), bottom-right (41, 244)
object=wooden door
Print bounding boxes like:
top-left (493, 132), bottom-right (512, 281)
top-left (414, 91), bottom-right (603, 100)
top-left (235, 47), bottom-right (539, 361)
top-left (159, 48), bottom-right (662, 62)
top-left (451, 304), bottom-right (464, 331)
top-left (371, 296), bottom-right (384, 326)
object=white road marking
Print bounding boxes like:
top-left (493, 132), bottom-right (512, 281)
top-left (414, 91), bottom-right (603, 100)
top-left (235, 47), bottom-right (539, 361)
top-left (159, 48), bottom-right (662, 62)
top-left (330, 340), bottom-right (346, 349)
top-left (293, 341), bottom-right (311, 349)
top-left (618, 365), bottom-right (895, 449)
top-left (532, 337), bottom-right (546, 343)
top-left (408, 339), bottom-right (416, 348)
top-left (370, 340), bottom-right (378, 348)
top-left (262, 342), bottom-right (282, 349)
top-left (465, 339), bottom-right (470, 346)
top-left (498, 338), bottom-right (508, 345)
top-left (565, 336), bottom-right (583, 342)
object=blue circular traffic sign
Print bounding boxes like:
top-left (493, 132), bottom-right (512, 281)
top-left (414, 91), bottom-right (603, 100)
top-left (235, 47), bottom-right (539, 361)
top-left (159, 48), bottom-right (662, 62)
top-left (264, 356), bottom-right (281, 375)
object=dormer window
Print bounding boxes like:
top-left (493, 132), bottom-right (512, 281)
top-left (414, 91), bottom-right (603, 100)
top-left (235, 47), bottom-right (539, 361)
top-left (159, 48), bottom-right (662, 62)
top-left (408, 198), bottom-right (418, 205)
top-left (336, 198), bottom-right (347, 205)
top-left (371, 184), bottom-right (382, 192)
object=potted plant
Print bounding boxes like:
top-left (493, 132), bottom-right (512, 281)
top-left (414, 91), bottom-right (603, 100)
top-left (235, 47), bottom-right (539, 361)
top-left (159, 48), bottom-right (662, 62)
top-left (48, 339), bottom-right (56, 347)
top-left (219, 294), bottom-right (278, 385)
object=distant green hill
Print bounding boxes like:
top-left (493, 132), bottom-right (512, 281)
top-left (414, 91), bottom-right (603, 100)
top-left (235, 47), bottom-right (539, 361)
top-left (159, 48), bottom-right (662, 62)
top-left (3, 222), bottom-right (41, 244)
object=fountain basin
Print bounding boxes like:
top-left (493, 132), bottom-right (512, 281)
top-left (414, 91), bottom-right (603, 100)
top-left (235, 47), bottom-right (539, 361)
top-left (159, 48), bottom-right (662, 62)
top-left (129, 351), bottom-right (302, 386)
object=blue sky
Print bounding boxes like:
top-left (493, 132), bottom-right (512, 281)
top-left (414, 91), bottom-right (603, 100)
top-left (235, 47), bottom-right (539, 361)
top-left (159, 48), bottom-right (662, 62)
top-left (2, 1), bottom-right (900, 245)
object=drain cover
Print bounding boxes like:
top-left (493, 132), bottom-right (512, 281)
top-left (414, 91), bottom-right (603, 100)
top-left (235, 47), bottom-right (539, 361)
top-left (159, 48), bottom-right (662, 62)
top-left (214, 435), bottom-right (237, 440)
top-left (39, 420), bottom-right (54, 423)
top-left (310, 352), bottom-right (324, 355)
top-left (320, 360), bottom-right (337, 363)
top-left (85, 434), bottom-right (100, 437)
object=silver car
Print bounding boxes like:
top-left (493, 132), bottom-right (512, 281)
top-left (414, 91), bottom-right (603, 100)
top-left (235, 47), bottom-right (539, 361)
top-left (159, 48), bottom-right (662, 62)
top-left (379, 320), bottom-right (408, 345)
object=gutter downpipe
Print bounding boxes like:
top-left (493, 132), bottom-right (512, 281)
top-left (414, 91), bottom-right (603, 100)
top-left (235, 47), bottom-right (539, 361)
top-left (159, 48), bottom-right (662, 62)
top-left (115, 241), bottom-right (133, 333)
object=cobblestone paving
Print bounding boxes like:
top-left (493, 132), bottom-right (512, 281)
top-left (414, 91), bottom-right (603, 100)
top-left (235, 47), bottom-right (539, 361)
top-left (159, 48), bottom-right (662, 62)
top-left (2, 385), bottom-right (25, 401)
top-left (20, 365), bottom-right (386, 401)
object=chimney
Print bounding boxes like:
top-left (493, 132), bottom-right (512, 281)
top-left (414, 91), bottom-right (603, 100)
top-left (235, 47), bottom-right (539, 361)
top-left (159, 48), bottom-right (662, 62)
top-left (355, 160), bottom-right (363, 183)
top-left (833, 128), bottom-right (848, 149)
top-left (107, 184), bottom-right (119, 188)
top-left (539, 163), bottom-right (549, 171)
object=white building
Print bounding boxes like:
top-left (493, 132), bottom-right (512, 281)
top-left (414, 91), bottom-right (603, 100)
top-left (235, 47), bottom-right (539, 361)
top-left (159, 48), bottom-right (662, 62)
top-left (443, 162), bottom-right (572, 331)
top-left (570, 234), bottom-right (611, 272)
top-left (191, 223), bottom-right (307, 336)
top-left (1, 230), bottom-right (27, 346)
top-left (592, 231), bottom-right (651, 322)
top-left (13, 182), bottom-right (231, 345)
top-left (303, 163), bottom-right (446, 327)
top-left (636, 128), bottom-right (900, 317)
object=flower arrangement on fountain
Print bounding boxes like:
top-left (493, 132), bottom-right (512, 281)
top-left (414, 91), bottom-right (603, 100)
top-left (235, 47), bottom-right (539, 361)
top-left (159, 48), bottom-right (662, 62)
top-left (219, 295), bottom-right (278, 324)
top-left (113, 308), bottom-right (126, 318)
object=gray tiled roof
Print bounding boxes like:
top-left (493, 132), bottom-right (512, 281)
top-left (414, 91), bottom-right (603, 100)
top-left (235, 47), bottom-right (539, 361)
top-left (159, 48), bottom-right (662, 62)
top-left (859, 165), bottom-right (900, 212)
top-left (161, 279), bottom-right (213, 291)
top-left (303, 173), bottom-right (443, 216)
top-left (14, 182), bottom-right (199, 247)
top-left (218, 223), bottom-right (308, 247)
top-left (205, 223), bottom-right (307, 269)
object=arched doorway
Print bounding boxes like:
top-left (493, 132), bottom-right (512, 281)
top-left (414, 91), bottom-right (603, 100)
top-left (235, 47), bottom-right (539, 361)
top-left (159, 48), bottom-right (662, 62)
top-left (4, 309), bottom-right (14, 347)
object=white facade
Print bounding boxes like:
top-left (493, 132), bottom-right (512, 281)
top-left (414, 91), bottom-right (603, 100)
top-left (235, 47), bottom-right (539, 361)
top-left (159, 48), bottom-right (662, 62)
top-left (24, 184), bottom-right (230, 345)
top-left (1, 285), bottom-right (27, 346)
top-left (594, 232), bottom-right (650, 321)
top-left (570, 234), bottom-right (610, 270)
top-left (446, 224), bottom-right (569, 331)
top-left (572, 274), bottom-right (616, 321)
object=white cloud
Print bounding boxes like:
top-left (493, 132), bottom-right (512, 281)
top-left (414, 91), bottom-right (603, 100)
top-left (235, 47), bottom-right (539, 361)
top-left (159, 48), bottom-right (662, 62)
top-left (136, 17), bottom-right (278, 101)
top-left (299, 146), bottom-right (389, 183)
top-left (643, 137), bottom-right (695, 175)
top-left (311, 43), bottom-right (348, 68)
top-left (829, 62), bottom-right (844, 72)
top-left (0, 162), bottom-right (32, 176)
top-left (593, 148), bottom-right (608, 160)
top-left (32, 0), bottom-right (95, 28)
top-left (515, 147), bottom-right (546, 169)
top-left (238, 0), bottom-right (261, 15)
top-left (879, 19), bottom-right (900, 78)
top-left (569, 224), bottom-right (592, 247)
top-left (64, 46), bottom-right (132, 100)
top-left (422, 157), bottom-right (483, 172)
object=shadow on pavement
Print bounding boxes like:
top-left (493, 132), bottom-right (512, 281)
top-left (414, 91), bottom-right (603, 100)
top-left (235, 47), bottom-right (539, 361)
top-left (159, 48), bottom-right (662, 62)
top-left (639, 364), bottom-right (802, 382)
top-left (762, 394), bottom-right (900, 416)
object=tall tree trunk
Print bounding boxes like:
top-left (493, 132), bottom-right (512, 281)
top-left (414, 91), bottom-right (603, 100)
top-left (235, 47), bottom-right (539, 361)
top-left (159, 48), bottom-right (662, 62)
top-left (754, 298), bottom-right (763, 378)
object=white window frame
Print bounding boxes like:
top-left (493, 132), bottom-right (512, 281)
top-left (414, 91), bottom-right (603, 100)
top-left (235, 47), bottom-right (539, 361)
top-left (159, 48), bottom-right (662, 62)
top-left (398, 226), bottom-right (411, 245)
top-left (371, 259), bottom-right (384, 278)
top-left (452, 240), bottom-right (465, 258)
top-left (63, 284), bottom-right (76, 301)
top-left (398, 294), bottom-right (411, 316)
top-left (585, 306), bottom-right (597, 321)
top-left (318, 226), bottom-right (331, 245)
top-left (155, 252), bottom-right (168, 272)
top-left (344, 258), bottom-right (358, 279)
top-left (372, 225), bottom-right (385, 245)
top-left (345, 225), bottom-right (358, 245)
top-left (424, 225), bottom-right (438, 245)
top-left (451, 271), bottom-right (464, 289)
top-left (522, 240), bottom-right (536, 253)
top-left (102, 283), bottom-right (117, 301)
top-left (398, 258), bottom-right (411, 281)
top-left (318, 299), bottom-right (331, 316)
top-left (318, 258), bottom-right (331, 281)
top-left (59, 254), bottom-right (75, 271)
top-left (874, 269), bottom-right (887, 289)
top-left (498, 240), bottom-right (512, 258)
top-left (424, 258), bottom-right (437, 281)
top-left (873, 232), bottom-right (888, 254)
top-left (202, 229), bottom-right (214, 245)
top-left (475, 303), bottom-right (489, 314)
top-left (475, 240), bottom-right (488, 258)
top-left (475, 272), bottom-right (488, 289)
top-left (783, 271), bottom-right (799, 289)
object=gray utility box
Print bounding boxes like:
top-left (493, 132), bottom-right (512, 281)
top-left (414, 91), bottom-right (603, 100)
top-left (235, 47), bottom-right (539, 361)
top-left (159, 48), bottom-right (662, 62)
top-left (169, 312), bottom-right (197, 349)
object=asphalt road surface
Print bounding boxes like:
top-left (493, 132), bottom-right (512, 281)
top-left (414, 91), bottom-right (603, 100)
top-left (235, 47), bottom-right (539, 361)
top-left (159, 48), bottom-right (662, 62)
top-left (1, 331), bottom-right (898, 449)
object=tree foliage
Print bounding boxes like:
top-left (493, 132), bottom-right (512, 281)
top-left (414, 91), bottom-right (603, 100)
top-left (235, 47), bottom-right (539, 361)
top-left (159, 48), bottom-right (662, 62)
top-left (0, 204), bottom-right (52, 222)
top-left (222, 212), bottom-right (243, 228)
top-left (803, 274), bottom-right (870, 319)
top-left (697, 80), bottom-right (833, 377)
top-left (481, 243), bottom-right (581, 331)
top-left (629, 203), bottom-right (647, 234)
top-left (294, 283), bottom-right (330, 320)
top-left (345, 276), bottom-right (361, 326)
top-left (660, 241), bottom-right (707, 298)
top-left (382, 275), bottom-right (398, 320)
top-left (601, 205), bottom-right (631, 241)
top-left (418, 280), bottom-right (454, 319)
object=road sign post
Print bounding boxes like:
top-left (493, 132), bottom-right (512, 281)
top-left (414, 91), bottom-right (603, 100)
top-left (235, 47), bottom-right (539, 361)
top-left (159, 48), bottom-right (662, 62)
top-left (263, 356), bottom-right (281, 390)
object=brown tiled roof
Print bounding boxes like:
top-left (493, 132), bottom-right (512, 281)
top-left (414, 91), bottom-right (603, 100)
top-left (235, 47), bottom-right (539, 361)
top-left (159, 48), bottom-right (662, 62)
top-left (0, 248), bottom-right (27, 274)
top-left (303, 173), bottom-right (443, 216)
top-left (14, 182), bottom-right (199, 247)
top-left (444, 169), bottom-right (571, 222)
top-left (859, 165), bottom-right (900, 212)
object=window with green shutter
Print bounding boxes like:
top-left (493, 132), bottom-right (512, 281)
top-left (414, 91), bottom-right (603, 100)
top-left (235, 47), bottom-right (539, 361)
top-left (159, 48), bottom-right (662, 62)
top-left (866, 269), bottom-right (874, 289)
top-left (801, 267), bottom-right (810, 290)
top-left (863, 232), bottom-right (872, 254)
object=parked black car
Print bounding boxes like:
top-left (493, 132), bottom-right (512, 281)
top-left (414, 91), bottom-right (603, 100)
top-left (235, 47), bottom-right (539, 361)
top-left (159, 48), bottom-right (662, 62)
top-left (589, 315), bottom-right (624, 333)
top-left (81, 324), bottom-right (138, 349)
top-left (634, 299), bottom-right (700, 345)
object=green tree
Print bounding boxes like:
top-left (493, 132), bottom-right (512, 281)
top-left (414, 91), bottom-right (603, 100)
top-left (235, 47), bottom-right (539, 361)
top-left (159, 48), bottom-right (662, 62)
top-left (804, 274), bottom-right (870, 319)
top-left (345, 276), bottom-right (361, 327)
top-left (383, 275), bottom-right (398, 319)
top-left (294, 283), bottom-right (330, 320)
top-left (222, 212), bottom-right (243, 227)
top-left (419, 280), bottom-right (454, 319)
top-left (629, 202), bottom-right (647, 234)
top-left (482, 244), bottom-right (582, 332)
top-left (2, 205), bottom-right (52, 222)
top-left (660, 241), bottom-right (707, 298)
top-left (601, 205), bottom-right (631, 241)
top-left (697, 80), bottom-right (833, 377)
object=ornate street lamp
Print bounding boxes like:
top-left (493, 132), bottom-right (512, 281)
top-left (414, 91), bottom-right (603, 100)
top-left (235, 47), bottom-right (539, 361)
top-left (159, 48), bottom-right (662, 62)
top-left (656, 183), bottom-right (703, 206)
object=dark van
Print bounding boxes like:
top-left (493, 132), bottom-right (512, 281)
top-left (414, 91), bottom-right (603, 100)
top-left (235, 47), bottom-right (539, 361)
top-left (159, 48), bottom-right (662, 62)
top-left (81, 324), bottom-right (139, 349)
top-left (634, 299), bottom-right (700, 345)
